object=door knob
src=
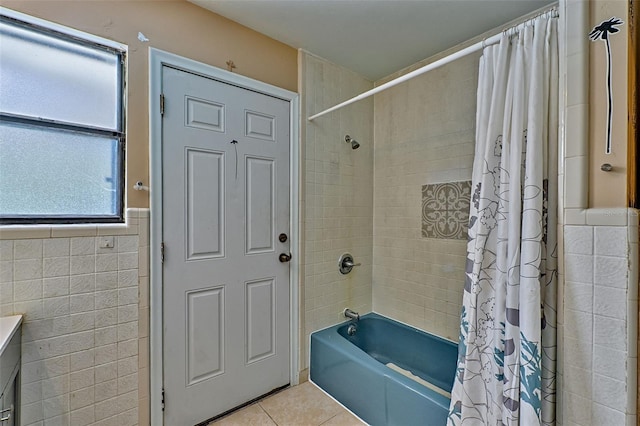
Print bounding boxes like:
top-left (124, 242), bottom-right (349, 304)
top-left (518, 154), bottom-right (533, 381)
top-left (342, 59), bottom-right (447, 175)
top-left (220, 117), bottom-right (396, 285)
top-left (279, 253), bottom-right (292, 263)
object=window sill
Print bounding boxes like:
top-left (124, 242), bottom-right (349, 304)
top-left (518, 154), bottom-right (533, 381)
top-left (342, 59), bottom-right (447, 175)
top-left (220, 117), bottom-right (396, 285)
top-left (0, 208), bottom-right (148, 240)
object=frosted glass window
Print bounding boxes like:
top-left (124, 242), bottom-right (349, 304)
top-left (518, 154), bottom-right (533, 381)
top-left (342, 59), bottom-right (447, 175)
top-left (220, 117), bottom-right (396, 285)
top-left (0, 20), bottom-right (122, 130)
top-left (0, 14), bottom-right (125, 223)
top-left (0, 123), bottom-right (120, 217)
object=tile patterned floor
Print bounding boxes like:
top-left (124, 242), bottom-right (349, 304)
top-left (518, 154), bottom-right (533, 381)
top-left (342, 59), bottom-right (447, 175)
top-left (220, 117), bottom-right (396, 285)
top-left (209, 381), bottom-right (366, 426)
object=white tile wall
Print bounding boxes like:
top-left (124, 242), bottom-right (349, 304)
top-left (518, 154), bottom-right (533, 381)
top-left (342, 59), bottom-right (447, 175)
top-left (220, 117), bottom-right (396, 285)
top-left (371, 51), bottom-right (479, 341)
top-left (561, 210), bottom-right (638, 425)
top-left (0, 209), bottom-right (150, 426)
top-left (299, 51), bottom-right (374, 368)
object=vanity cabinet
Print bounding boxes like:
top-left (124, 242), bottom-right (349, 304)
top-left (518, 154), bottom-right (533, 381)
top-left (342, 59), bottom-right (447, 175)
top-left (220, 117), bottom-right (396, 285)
top-left (0, 377), bottom-right (16, 426)
top-left (0, 317), bottom-right (21, 426)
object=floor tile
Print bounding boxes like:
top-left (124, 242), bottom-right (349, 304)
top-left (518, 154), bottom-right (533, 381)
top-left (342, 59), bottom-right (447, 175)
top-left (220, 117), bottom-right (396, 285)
top-left (258, 382), bottom-right (343, 426)
top-left (209, 403), bottom-right (276, 426)
top-left (321, 411), bottom-right (366, 425)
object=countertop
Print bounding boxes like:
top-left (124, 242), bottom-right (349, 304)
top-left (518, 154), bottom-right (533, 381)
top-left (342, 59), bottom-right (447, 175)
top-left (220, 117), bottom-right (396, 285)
top-left (0, 315), bottom-right (22, 355)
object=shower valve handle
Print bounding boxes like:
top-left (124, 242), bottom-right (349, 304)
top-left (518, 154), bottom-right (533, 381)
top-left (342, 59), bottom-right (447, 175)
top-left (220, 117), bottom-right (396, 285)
top-left (338, 253), bottom-right (360, 274)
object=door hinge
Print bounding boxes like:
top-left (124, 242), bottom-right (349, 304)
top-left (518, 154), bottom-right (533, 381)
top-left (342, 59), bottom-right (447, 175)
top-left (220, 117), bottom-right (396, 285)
top-left (161, 242), bottom-right (165, 263)
top-left (160, 94), bottom-right (165, 116)
top-left (161, 388), bottom-right (165, 411)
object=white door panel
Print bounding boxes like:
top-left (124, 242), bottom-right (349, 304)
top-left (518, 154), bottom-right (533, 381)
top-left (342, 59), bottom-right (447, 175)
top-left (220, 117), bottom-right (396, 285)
top-left (162, 66), bottom-right (290, 425)
top-left (246, 156), bottom-right (275, 253)
top-left (185, 148), bottom-right (225, 260)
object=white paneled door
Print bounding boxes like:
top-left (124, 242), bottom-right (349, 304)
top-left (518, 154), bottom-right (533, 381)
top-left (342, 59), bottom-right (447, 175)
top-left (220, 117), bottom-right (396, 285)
top-left (161, 66), bottom-right (291, 425)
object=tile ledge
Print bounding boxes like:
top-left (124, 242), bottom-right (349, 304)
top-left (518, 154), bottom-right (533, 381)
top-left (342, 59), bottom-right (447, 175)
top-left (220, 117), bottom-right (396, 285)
top-left (127, 207), bottom-right (150, 218)
top-left (564, 208), bottom-right (637, 226)
top-left (0, 208), bottom-right (146, 239)
top-left (0, 222), bottom-right (139, 239)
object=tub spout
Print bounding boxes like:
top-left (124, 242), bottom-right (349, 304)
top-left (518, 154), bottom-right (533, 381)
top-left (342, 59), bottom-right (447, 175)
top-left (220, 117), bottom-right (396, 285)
top-left (344, 308), bottom-right (359, 321)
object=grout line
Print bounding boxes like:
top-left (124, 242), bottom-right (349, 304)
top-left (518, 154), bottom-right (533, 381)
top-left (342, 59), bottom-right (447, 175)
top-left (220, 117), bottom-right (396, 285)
top-left (199, 378), bottom-right (363, 426)
top-left (208, 385), bottom-right (287, 425)
top-left (319, 413), bottom-right (340, 425)
top-left (257, 402), bottom-right (279, 425)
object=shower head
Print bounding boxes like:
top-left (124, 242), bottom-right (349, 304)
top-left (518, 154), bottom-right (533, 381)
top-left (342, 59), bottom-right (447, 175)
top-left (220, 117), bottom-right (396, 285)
top-left (345, 135), bottom-right (360, 150)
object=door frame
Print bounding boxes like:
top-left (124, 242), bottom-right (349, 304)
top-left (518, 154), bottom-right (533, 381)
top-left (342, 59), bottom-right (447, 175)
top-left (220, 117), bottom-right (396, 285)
top-left (149, 48), bottom-right (300, 425)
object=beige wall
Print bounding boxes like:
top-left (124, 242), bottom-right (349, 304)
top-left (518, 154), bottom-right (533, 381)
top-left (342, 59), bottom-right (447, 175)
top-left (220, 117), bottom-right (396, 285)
top-left (372, 53), bottom-right (479, 341)
top-left (1, 0), bottom-right (298, 209)
top-left (589, 0), bottom-right (629, 207)
top-left (299, 51), bottom-right (374, 369)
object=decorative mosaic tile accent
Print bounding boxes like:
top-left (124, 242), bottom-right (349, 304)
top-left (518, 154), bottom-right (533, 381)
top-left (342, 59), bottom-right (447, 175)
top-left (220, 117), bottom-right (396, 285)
top-left (422, 181), bottom-right (472, 240)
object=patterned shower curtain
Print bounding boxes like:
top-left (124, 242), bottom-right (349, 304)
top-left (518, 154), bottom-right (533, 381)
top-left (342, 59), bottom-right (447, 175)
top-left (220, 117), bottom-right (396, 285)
top-left (448, 14), bottom-right (558, 426)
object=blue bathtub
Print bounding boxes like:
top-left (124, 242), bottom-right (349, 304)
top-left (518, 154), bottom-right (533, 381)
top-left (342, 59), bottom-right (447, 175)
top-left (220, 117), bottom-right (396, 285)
top-left (310, 313), bottom-right (457, 426)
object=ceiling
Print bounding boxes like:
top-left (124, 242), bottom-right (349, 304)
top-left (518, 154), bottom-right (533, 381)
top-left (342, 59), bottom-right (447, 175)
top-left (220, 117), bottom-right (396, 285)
top-left (190, 0), bottom-right (556, 81)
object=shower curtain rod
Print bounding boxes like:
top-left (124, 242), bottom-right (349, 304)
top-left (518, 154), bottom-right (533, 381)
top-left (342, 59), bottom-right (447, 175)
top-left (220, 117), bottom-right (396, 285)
top-left (307, 7), bottom-right (558, 122)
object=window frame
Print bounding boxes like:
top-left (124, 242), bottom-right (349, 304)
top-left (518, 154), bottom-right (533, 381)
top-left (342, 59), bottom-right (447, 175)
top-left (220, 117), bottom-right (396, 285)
top-left (0, 9), bottom-right (127, 225)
